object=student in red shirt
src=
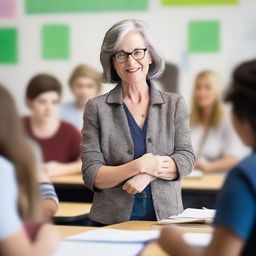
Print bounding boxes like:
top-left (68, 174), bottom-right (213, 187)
top-left (23, 74), bottom-right (82, 177)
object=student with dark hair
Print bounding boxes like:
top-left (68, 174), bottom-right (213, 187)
top-left (158, 59), bottom-right (256, 256)
top-left (23, 74), bottom-right (82, 177)
top-left (0, 84), bottom-right (59, 256)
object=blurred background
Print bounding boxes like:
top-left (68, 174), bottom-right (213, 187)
top-left (0, 0), bottom-right (256, 113)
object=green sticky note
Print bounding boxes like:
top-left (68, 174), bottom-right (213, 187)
top-left (26, 0), bottom-right (148, 14)
top-left (42, 25), bottom-right (69, 60)
top-left (188, 21), bottom-right (220, 53)
top-left (162, 0), bottom-right (238, 6)
top-left (0, 28), bottom-right (18, 64)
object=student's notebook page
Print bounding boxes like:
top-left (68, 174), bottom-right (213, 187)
top-left (66, 228), bottom-right (160, 243)
top-left (54, 229), bottom-right (160, 256)
top-left (157, 208), bottom-right (216, 224)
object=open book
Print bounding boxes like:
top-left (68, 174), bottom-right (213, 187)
top-left (157, 208), bottom-right (216, 225)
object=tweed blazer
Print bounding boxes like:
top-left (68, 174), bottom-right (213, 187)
top-left (81, 82), bottom-right (195, 224)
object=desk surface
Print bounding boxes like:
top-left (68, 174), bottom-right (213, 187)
top-left (57, 221), bottom-right (212, 256)
top-left (56, 202), bottom-right (92, 217)
top-left (52, 172), bottom-right (226, 191)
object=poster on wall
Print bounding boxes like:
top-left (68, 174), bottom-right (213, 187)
top-left (162, 0), bottom-right (239, 6)
top-left (0, 0), bottom-right (15, 18)
top-left (42, 25), bottom-right (70, 60)
top-left (26, 0), bottom-right (148, 14)
top-left (188, 21), bottom-right (220, 53)
top-left (0, 28), bottom-right (18, 64)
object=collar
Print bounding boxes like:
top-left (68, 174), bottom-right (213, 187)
top-left (106, 80), bottom-right (165, 106)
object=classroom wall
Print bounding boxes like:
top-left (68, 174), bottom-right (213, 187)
top-left (0, 0), bottom-right (255, 114)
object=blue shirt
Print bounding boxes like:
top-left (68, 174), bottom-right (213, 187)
top-left (214, 151), bottom-right (256, 256)
top-left (123, 103), bottom-right (156, 221)
top-left (0, 156), bottom-right (22, 239)
top-left (60, 102), bottom-right (84, 129)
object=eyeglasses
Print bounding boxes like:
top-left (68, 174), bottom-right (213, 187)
top-left (112, 48), bottom-right (147, 64)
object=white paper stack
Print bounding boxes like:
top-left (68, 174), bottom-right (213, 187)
top-left (157, 208), bottom-right (216, 225)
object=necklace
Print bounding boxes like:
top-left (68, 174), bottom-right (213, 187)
top-left (141, 114), bottom-right (145, 118)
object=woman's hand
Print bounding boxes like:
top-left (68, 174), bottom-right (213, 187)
top-left (158, 157), bottom-right (178, 180)
top-left (138, 153), bottom-right (171, 177)
top-left (122, 173), bottom-right (156, 194)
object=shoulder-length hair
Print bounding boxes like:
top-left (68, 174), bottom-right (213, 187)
top-left (190, 70), bottom-right (224, 127)
top-left (100, 19), bottom-right (165, 83)
top-left (0, 84), bottom-right (42, 221)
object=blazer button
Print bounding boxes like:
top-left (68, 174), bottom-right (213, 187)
top-left (127, 149), bottom-right (133, 155)
top-left (147, 137), bottom-right (152, 143)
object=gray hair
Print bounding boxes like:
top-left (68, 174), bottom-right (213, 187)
top-left (100, 19), bottom-right (165, 83)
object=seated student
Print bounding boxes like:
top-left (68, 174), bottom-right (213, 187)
top-left (30, 139), bottom-right (59, 217)
top-left (60, 64), bottom-right (102, 129)
top-left (38, 170), bottom-right (59, 218)
top-left (158, 59), bottom-right (256, 256)
top-left (190, 70), bottom-right (249, 172)
top-left (0, 84), bottom-right (59, 256)
top-left (23, 74), bottom-right (82, 177)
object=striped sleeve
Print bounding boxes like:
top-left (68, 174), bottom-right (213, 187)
top-left (39, 182), bottom-right (59, 205)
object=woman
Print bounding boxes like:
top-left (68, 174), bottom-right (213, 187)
top-left (24, 74), bottom-right (82, 177)
top-left (81, 19), bottom-right (195, 225)
top-left (190, 70), bottom-right (249, 172)
top-left (0, 84), bottom-right (59, 255)
top-left (159, 59), bottom-right (256, 256)
top-left (60, 64), bottom-right (102, 129)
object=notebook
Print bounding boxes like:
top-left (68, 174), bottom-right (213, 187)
top-left (156, 208), bottom-right (216, 225)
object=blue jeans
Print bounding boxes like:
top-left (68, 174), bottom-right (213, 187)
top-left (130, 185), bottom-right (156, 221)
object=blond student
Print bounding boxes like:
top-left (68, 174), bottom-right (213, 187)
top-left (159, 59), bottom-right (256, 256)
top-left (190, 70), bottom-right (249, 172)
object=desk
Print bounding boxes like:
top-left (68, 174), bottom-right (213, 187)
top-left (57, 221), bottom-right (212, 256)
top-left (52, 173), bottom-right (225, 190)
top-left (52, 173), bottom-right (226, 208)
top-left (56, 202), bottom-right (91, 217)
top-left (54, 202), bottom-right (91, 225)
top-left (51, 175), bottom-right (93, 202)
top-left (182, 173), bottom-right (226, 190)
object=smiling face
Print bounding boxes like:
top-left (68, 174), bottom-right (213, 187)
top-left (113, 32), bottom-right (152, 85)
top-left (27, 91), bottom-right (60, 122)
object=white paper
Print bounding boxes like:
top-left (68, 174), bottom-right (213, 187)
top-left (169, 208), bottom-right (216, 219)
top-left (186, 169), bottom-right (204, 179)
top-left (66, 228), bottom-right (160, 243)
top-left (184, 233), bottom-right (212, 248)
top-left (54, 240), bottom-right (144, 256)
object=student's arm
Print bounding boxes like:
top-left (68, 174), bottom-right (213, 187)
top-left (43, 159), bottom-right (81, 177)
top-left (158, 226), bottom-right (244, 256)
top-left (37, 170), bottom-right (58, 217)
top-left (0, 224), bottom-right (59, 256)
top-left (195, 155), bottom-right (239, 172)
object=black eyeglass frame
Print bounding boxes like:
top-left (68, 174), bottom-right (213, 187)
top-left (112, 48), bottom-right (148, 64)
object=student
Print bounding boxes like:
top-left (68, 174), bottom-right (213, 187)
top-left (158, 59), bottom-right (256, 256)
top-left (23, 74), bottom-right (82, 177)
top-left (60, 64), bottom-right (102, 129)
top-left (190, 70), bottom-right (249, 172)
top-left (30, 139), bottom-right (59, 217)
top-left (0, 84), bottom-right (59, 256)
